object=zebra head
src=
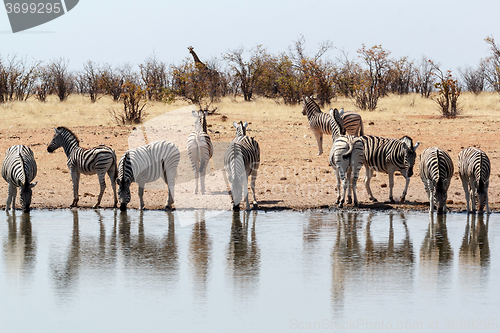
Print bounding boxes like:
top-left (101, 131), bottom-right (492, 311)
top-left (47, 127), bottom-right (79, 154)
top-left (435, 178), bottom-right (449, 214)
top-left (329, 108), bottom-right (346, 138)
top-left (233, 121), bottom-right (248, 137)
top-left (116, 153), bottom-right (132, 211)
top-left (477, 179), bottom-right (489, 212)
top-left (20, 182), bottom-right (37, 213)
top-left (192, 110), bottom-right (208, 132)
top-left (400, 136), bottom-right (420, 178)
top-left (18, 153), bottom-right (37, 213)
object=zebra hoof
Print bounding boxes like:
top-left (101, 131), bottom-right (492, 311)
top-left (346, 197), bottom-right (352, 204)
top-left (232, 204), bottom-right (240, 211)
top-left (388, 198), bottom-right (396, 204)
top-left (338, 201), bottom-right (344, 209)
top-left (164, 206), bottom-right (175, 211)
top-left (92, 204), bottom-right (100, 209)
top-left (252, 203), bottom-right (258, 210)
top-left (354, 202), bottom-right (359, 208)
top-left (369, 197), bottom-right (378, 203)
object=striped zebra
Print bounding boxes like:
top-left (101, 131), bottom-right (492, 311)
top-left (47, 127), bottom-right (118, 209)
top-left (116, 140), bottom-right (180, 211)
top-left (419, 147), bottom-right (454, 214)
top-left (458, 147), bottom-right (490, 213)
top-left (224, 121), bottom-right (260, 211)
top-left (302, 96), bottom-right (363, 155)
top-left (1, 145), bottom-right (37, 212)
top-left (361, 135), bottom-right (420, 203)
top-left (329, 135), bottom-right (364, 208)
top-left (337, 108), bottom-right (364, 136)
top-left (187, 110), bottom-right (213, 194)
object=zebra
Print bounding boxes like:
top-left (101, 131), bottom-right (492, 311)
top-left (302, 96), bottom-right (363, 155)
top-left (224, 121), bottom-right (260, 211)
top-left (458, 147), bottom-right (490, 213)
top-left (419, 147), bottom-right (454, 214)
top-left (329, 135), bottom-right (364, 208)
top-left (1, 145), bottom-right (37, 212)
top-left (361, 135), bottom-right (420, 203)
top-left (47, 126), bottom-right (118, 209)
top-left (187, 110), bottom-right (213, 194)
top-left (116, 140), bottom-right (180, 211)
top-left (337, 108), bottom-right (364, 136)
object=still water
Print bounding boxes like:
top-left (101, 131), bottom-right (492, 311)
top-left (0, 209), bottom-right (498, 332)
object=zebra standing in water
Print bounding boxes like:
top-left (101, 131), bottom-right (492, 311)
top-left (187, 110), bottom-right (213, 194)
top-left (47, 127), bottom-right (118, 208)
top-left (302, 97), bottom-right (363, 155)
top-left (419, 147), bottom-right (454, 214)
top-left (458, 147), bottom-right (490, 213)
top-left (361, 135), bottom-right (420, 203)
top-left (329, 135), bottom-right (364, 208)
top-left (1, 145), bottom-right (37, 212)
top-left (116, 140), bottom-right (180, 211)
top-left (224, 121), bottom-right (260, 211)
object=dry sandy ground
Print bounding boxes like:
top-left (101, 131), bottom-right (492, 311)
top-left (0, 105), bottom-right (499, 212)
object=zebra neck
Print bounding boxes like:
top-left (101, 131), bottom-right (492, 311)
top-left (62, 136), bottom-right (80, 157)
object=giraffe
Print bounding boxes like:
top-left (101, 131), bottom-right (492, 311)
top-left (188, 46), bottom-right (209, 71)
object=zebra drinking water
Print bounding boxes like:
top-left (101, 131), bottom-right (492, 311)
top-left (1, 145), bottom-right (37, 212)
top-left (47, 127), bottom-right (118, 208)
top-left (224, 121), bottom-right (260, 211)
top-left (458, 147), bottom-right (490, 213)
top-left (419, 147), bottom-right (454, 214)
top-left (116, 140), bottom-right (180, 211)
top-left (302, 96), bottom-right (363, 155)
top-left (361, 135), bottom-right (420, 203)
top-left (187, 110), bottom-right (213, 194)
top-left (329, 135), bottom-right (364, 208)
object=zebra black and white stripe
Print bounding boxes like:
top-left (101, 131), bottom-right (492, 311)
top-left (47, 126), bottom-right (118, 208)
top-left (419, 147), bottom-right (454, 214)
top-left (329, 135), bottom-right (364, 208)
top-left (337, 108), bottom-right (364, 136)
top-left (117, 140), bottom-right (180, 211)
top-left (187, 110), bottom-right (213, 194)
top-left (302, 96), bottom-right (363, 155)
top-left (361, 135), bottom-right (420, 203)
top-left (458, 147), bottom-right (490, 213)
top-left (224, 121), bottom-right (260, 211)
top-left (1, 145), bottom-right (37, 212)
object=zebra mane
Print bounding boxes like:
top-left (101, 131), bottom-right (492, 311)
top-left (57, 126), bottom-right (80, 143)
top-left (304, 96), bottom-right (322, 113)
top-left (18, 151), bottom-right (28, 187)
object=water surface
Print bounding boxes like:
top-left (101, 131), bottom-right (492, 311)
top-left (0, 210), bottom-right (498, 332)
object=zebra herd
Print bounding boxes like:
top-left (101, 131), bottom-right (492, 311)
top-left (1, 110), bottom-right (261, 212)
top-left (302, 96), bottom-right (491, 214)
top-left (0, 98), bottom-right (492, 214)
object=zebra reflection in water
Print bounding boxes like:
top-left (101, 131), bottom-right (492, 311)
top-left (188, 210), bottom-right (212, 302)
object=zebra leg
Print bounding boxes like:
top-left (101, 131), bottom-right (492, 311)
top-left (470, 183), bottom-right (477, 213)
top-left (352, 175), bottom-right (359, 208)
top-left (199, 160), bottom-right (207, 195)
top-left (313, 130), bottom-right (323, 155)
top-left (193, 168), bottom-right (199, 194)
top-left (6, 183), bottom-right (17, 211)
top-left (400, 173), bottom-right (412, 203)
top-left (346, 169), bottom-right (353, 204)
top-left (387, 171), bottom-right (396, 203)
top-left (165, 179), bottom-right (175, 210)
top-left (93, 171), bottom-right (107, 209)
top-left (138, 185), bottom-right (145, 210)
top-left (250, 168), bottom-right (258, 208)
top-left (71, 171), bottom-right (80, 207)
top-left (338, 171), bottom-right (347, 208)
top-left (364, 165), bottom-right (377, 202)
top-left (108, 167), bottom-right (118, 208)
top-left (460, 176), bottom-right (471, 213)
top-left (333, 168), bottom-right (341, 204)
top-left (429, 184), bottom-right (435, 214)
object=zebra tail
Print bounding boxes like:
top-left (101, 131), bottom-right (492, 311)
top-left (342, 141), bottom-right (354, 160)
top-left (436, 178), bottom-right (445, 194)
top-left (478, 179), bottom-right (486, 194)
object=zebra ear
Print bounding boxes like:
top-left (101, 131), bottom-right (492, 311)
top-left (339, 108), bottom-right (345, 116)
top-left (29, 182), bottom-right (37, 188)
top-left (332, 108), bottom-right (345, 135)
top-left (192, 110), bottom-right (198, 117)
top-left (233, 121), bottom-right (238, 128)
top-left (414, 141), bottom-right (420, 151)
top-left (204, 110), bottom-right (208, 118)
top-left (243, 121), bottom-right (248, 128)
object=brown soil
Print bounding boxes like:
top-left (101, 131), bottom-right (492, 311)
top-left (1, 105), bottom-right (499, 212)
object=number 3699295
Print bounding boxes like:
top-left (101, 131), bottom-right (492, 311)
top-left (5, 3), bottom-right (62, 14)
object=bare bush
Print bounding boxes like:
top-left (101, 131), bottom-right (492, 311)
top-left (414, 56), bottom-right (435, 98)
top-left (48, 58), bottom-right (74, 102)
top-left (139, 54), bottom-right (170, 102)
top-left (483, 36), bottom-right (500, 93)
top-left (458, 65), bottom-right (484, 94)
top-left (78, 61), bottom-right (102, 102)
top-left (432, 64), bottom-right (461, 118)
